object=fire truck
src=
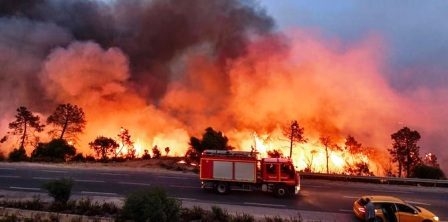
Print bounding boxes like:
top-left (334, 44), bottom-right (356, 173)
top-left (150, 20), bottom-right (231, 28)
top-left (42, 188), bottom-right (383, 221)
top-left (199, 149), bottom-right (300, 197)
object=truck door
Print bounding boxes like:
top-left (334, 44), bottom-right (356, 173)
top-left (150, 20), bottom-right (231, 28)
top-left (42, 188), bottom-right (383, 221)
top-left (280, 163), bottom-right (295, 180)
top-left (264, 163), bottom-right (279, 181)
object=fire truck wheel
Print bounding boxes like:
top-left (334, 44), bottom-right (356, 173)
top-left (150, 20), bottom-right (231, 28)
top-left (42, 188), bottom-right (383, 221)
top-left (215, 183), bottom-right (229, 194)
top-left (275, 185), bottom-right (289, 198)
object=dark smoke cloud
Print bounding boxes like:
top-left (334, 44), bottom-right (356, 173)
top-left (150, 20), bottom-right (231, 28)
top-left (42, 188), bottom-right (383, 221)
top-left (0, 0), bottom-right (274, 100)
top-left (0, 17), bottom-right (72, 114)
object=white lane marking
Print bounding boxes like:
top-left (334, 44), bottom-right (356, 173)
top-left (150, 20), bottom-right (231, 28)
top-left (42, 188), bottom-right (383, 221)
top-left (169, 185), bottom-right (197, 189)
top-left (174, 197), bottom-right (197, 201)
top-left (118, 182), bottom-right (151, 186)
top-left (0, 175), bottom-right (20, 178)
top-left (405, 200), bottom-right (431, 206)
top-left (81, 191), bottom-right (118, 196)
top-left (33, 177), bottom-right (59, 180)
top-left (343, 196), bottom-right (360, 199)
top-left (244, 202), bottom-right (286, 208)
top-left (0, 167), bottom-right (16, 170)
top-left (306, 185), bottom-right (330, 188)
top-left (158, 176), bottom-right (189, 180)
top-left (74, 179), bottom-right (104, 183)
top-left (372, 189), bottom-right (411, 194)
top-left (10, 186), bottom-right (41, 191)
top-left (40, 170), bottom-right (67, 173)
top-left (339, 209), bottom-right (353, 213)
top-left (98, 173), bottom-right (126, 176)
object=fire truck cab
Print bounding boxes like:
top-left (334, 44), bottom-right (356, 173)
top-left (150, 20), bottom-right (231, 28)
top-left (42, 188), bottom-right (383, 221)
top-left (200, 149), bottom-right (300, 197)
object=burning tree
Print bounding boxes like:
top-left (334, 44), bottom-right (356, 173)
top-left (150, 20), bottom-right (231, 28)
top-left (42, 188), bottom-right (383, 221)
top-left (283, 120), bottom-right (306, 158)
top-left (47, 104), bottom-right (86, 141)
top-left (304, 149), bottom-right (317, 172)
top-left (185, 127), bottom-right (231, 164)
top-left (31, 139), bottom-right (76, 162)
top-left (267, 149), bottom-right (283, 158)
top-left (152, 145), bottom-right (161, 159)
top-left (89, 136), bottom-right (119, 161)
top-left (342, 135), bottom-right (374, 176)
top-left (389, 127), bottom-right (421, 178)
top-left (319, 136), bottom-right (339, 174)
top-left (345, 135), bottom-right (362, 154)
top-left (164, 147), bottom-right (170, 156)
top-left (8, 106), bottom-right (45, 149)
top-left (117, 127), bottom-right (135, 159)
top-left (423, 152), bottom-right (439, 167)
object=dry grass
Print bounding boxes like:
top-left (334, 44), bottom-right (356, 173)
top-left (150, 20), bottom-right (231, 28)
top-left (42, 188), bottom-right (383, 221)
top-left (59, 157), bottom-right (197, 174)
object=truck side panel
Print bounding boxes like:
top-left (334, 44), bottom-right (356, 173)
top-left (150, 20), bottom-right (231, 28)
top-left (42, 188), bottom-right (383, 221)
top-left (200, 158), bottom-right (213, 179)
top-left (213, 161), bottom-right (233, 180)
top-left (201, 157), bottom-right (257, 183)
top-left (234, 162), bottom-right (256, 182)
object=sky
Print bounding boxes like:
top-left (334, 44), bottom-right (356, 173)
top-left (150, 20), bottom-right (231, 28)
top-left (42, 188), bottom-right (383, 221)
top-left (261, 0), bottom-right (448, 91)
top-left (0, 0), bottom-right (447, 175)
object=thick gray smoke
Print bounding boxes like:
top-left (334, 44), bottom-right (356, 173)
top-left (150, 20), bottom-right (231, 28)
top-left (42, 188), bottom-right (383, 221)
top-left (0, 0), bottom-right (273, 101)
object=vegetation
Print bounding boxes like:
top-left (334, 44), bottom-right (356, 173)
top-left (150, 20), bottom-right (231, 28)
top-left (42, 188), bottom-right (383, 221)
top-left (8, 146), bottom-right (28, 162)
top-left (389, 127), bottom-right (421, 177)
top-left (185, 127), bottom-right (232, 164)
top-left (42, 178), bottom-right (74, 206)
top-left (0, 105), bottom-right (445, 179)
top-left (0, 189), bottom-right (303, 221)
top-left (411, 164), bottom-right (446, 179)
top-left (319, 136), bottom-right (342, 174)
top-left (117, 127), bottom-right (135, 159)
top-left (89, 136), bottom-right (119, 161)
top-left (31, 139), bottom-right (76, 162)
top-left (47, 103), bottom-right (86, 141)
top-left (267, 149), bottom-right (283, 158)
top-left (7, 106), bottom-right (44, 149)
top-left (152, 145), bottom-right (162, 159)
top-left (283, 120), bottom-right (306, 158)
top-left (120, 187), bottom-right (181, 222)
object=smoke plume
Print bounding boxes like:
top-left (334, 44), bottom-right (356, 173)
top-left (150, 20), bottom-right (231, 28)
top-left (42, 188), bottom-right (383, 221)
top-left (0, 0), bottom-right (447, 174)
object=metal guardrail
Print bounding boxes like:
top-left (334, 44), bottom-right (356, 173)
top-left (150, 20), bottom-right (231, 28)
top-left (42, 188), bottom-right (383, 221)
top-left (299, 172), bottom-right (448, 187)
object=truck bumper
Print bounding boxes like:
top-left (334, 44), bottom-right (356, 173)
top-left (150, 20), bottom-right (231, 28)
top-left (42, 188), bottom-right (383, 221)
top-left (294, 184), bottom-right (301, 195)
top-left (201, 181), bottom-right (214, 189)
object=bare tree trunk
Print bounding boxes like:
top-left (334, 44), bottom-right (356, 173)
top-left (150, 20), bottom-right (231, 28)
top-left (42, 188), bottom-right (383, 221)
top-left (20, 121), bottom-right (27, 148)
top-left (325, 147), bottom-right (329, 174)
top-left (59, 118), bottom-right (68, 140)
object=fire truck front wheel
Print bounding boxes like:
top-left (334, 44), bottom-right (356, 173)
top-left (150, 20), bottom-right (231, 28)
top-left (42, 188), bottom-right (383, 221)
top-left (274, 185), bottom-right (289, 198)
top-left (215, 183), bottom-right (229, 194)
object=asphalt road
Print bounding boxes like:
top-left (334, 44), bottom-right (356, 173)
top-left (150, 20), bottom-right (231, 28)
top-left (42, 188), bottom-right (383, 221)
top-left (0, 162), bottom-right (447, 221)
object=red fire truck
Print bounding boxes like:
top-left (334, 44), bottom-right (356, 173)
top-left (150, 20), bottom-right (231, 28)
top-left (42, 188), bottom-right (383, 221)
top-left (200, 149), bottom-right (300, 197)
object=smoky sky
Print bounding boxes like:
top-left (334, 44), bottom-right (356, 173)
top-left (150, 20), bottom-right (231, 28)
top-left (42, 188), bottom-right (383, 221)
top-left (262, 0), bottom-right (448, 91)
top-left (0, 0), bottom-right (274, 101)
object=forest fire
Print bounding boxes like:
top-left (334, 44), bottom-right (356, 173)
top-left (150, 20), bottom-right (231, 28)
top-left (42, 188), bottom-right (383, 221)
top-left (0, 0), bottom-right (447, 175)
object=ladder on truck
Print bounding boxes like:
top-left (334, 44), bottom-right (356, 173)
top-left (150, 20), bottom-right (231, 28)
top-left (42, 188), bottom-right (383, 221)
top-left (202, 149), bottom-right (258, 158)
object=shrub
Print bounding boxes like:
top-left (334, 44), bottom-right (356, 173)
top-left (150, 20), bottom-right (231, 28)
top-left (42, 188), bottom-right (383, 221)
top-left (209, 205), bottom-right (230, 222)
top-left (8, 147), bottom-right (28, 162)
top-left (85, 155), bottom-right (96, 162)
top-left (70, 153), bottom-right (85, 162)
top-left (411, 164), bottom-right (446, 179)
top-left (179, 206), bottom-right (206, 222)
top-left (141, 150), bottom-right (151, 160)
top-left (232, 213), bottom-right (255, 222)
top-left (120, 187), bottom-right (181, 222)
top-left (42, 178), bottom-right (73, 205)
top-left (0, 151), bottom-right (5, 161)
top-left (30, 139), bottom-right (76, 162)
